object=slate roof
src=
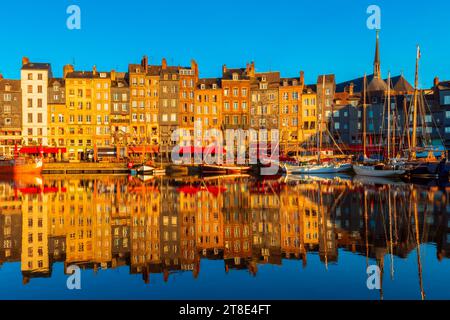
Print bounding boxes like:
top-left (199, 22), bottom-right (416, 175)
top-left (21, 63), bottom-right (51, 70)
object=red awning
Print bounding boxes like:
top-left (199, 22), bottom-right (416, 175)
top-left (128, 145), bottom-right (159, 154)
top-left (178, 146), bottom-right (226, 155)
top-left (19, 146), bottom-right (67, 154)
top-left (177, 186), bottom-right (201, 195)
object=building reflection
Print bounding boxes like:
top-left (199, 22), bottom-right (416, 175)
top-left (0, 175), bottom-right (448, 288)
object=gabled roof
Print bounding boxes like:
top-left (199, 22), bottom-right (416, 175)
top-left (197, 78), bottom-right (221, 89)
top-left (336, 74), bottom-right (413, 94)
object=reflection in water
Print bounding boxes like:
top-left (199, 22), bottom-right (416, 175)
top-left (0, 174), bottom-right (448, 298)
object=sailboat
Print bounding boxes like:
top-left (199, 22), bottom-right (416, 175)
top-left (284, 76), bottom-right (352, 174)
top-left (402, 46), bottom-right (450, 179)
top-left (353, 67), bottom-right (405, 177)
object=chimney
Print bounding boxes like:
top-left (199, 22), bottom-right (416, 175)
top-left (300, 71), bottom-right (305, 86)
top-left (222, 64), bottom-right (227, 75)
top-left (93, 65), bottom-right (97, 75)
top-left (191, 59), bottom-right (198, 79)
top-left (141, 55), bottom-right (148, 73)
top-left (63, 64), bottom-right (74, 78)
top-left (434, 76), bottom-right (440, 88)
top-left (249, 61), bottom-right (255, 77)
top-left (161, 58), bottom-right (167, 70)
top-left (111, 70), bottom-right (116, 82)
top-left (0, 73), bottom-right (3, 80)
top-left (22, 57), bottom-right (30, 66)
top-left (349, 82), bottom-right (354, 95)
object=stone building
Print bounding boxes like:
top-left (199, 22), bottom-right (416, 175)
top-left (0, 77), bottom-right (22, 156)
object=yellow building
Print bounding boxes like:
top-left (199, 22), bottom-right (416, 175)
top-left (279, 75), bottom-right (303, 152)
top-left (47, 78), bottom-right (67, 158)
top-left (21, 192), bottom-right (50, 281)
top-left (300, 86), bottom-right (318, 145)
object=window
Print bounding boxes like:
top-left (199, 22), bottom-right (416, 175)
top-left (333, 111), bottom-right (339, 117)
top-left (242, 101), bottom-right (247, 110)
top-left (4, 118), bottom-right (11, 126)
top-left (334, 122), bottom-right (340, 130)
top-left (38, 74), bottom-right (43, 80)
top-left (444, 95), bottom-right (450, 105)
top-left (28, 113), bottom-right (33, 123)
top-left (4, 93), bottom-right (11, 101)
top-left (27, 73), bottom-right (33, 80)
top-left (445, 127), bottom-right (450, 133)
top-left (37, 85), bottom-right (43, 93)
top-left (162, 114), bottom-right (168, 122)
top-left (233, 88), bottom-right (238, 96)
top-left (3, 105), bottom-right (11, 113)
top-left (37, 99), bottom-right (42, 108)
top-left (425, 115), bottom-right (432, 123)
top-left (37, 113), bottom-right (42, 123)
top-left (171, 114), bottom-right (177, 122)
top-left (27, 85), bottom-right (33, 93)
top-left (224, 88), bottom-right (229, 96)
top-left (242, 88), bottom-right (247, 96)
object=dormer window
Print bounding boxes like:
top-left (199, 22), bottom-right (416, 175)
top-left (200, 84), bottom-right (205, 90)
top-left (172, 74), bottom-right (177, 80)
top-left (53, 85), bottom-right (59, 91)
top-left (5, 85), bottom-right (11, 91)
top-left (232, 73), bottom-right (238, 81)
top-left (262, 76), bottom-right (267, 82)
top-left (212, 84), bottom-right (217, 90)
top-left (260, 83), bottom-right (268, 90)
top-left (283, 80), bottom-right (288, 86)
top-left (100, 73), bottom-right (107, 78)
top-left (293, 80), bottom-right (298, 86)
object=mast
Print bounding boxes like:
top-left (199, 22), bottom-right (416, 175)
top-left (318, 75), bottom-right (326, 163)
top-left (387, 72), bottom-right (391, 159)
top-left (411, 45), bottom-right (421, 160)
top-left (363, 74), bottom-right (367, 159)
top-left (413, 189), bottom-right (426, 300)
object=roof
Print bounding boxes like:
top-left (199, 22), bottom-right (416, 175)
top-left (303, 85), bottom-right (316, 94)
top-left (48, 78), bottom-right (65, 86)
top-left (280, 77), bottom-right (302, 86)
top-left (222, 68), bottom-right (250, 80)
top-left (437, 81), bottom-right (450, 91)
top-left (367, 77), bottom-right (388, 92)
top-left (336, 74), bottom-right (413, 93)
top-left (254, 71), bottom-right (280, 84)
top-left (197, 78), bottom-right (221, 89)
top-left (65, 71), bottom-right (111, 79)
top-left (317, 74), bottom-right (335, 84)
top-left (21, 62), bottom-right (51, 70)
top-left (0, 78), bottom-right (21, 91)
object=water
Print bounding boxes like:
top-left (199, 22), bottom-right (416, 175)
top-left (0, 174), bottom-right (448, 300)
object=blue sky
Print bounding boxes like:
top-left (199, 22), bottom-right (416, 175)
top-left (0, 0), bottom-right (449, 87)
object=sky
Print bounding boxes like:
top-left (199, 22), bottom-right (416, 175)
top-left (0, 0), bottom-right (449, 87)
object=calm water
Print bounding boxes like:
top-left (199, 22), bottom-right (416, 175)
top-left (0, 173), bottom-right (448, 300)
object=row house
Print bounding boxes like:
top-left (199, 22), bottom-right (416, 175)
top-left (21, 57), bottom-right (51, 146)
top-left (194, 78), bottom-right (222, 145)
top-left (0, 76), bottom-right (21, 156)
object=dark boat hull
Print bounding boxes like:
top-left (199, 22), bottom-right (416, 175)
top-left (405, 161), bottom-right (450, 179)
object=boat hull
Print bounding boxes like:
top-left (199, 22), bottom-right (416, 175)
top-left (0, 159), bottom-right (43, 175)
top-left (353, 165), bottom-right (405, 177)
top-left (285, 163), bottom-right (352, 174)
top-left (200, 164), bottom-right (251, 174)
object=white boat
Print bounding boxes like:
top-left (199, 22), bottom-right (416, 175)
top-left (136, 165), bottom-right (155, 175)
top-left (284, 163), bottom-right (352, 174)
top-left (353, 164), bottom-right (405, 177)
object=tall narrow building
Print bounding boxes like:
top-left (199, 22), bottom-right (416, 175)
top-left (21, 57), bottom-right (51, 146)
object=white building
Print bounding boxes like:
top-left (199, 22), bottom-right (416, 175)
top-left (21, 57), bottom-right (51, 146)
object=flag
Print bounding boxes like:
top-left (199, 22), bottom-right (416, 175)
top-left (417, 45), bottom-right (421, 60)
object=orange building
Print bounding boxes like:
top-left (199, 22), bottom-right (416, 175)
top-left (194, 78), bottom-right (223, 146)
